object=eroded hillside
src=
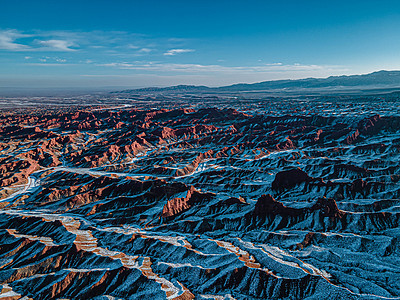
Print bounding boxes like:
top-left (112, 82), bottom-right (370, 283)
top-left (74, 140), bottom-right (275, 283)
top-left (0, 99), bottom-right (400, 299)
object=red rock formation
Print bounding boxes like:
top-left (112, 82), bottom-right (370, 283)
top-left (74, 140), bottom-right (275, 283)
top-left (162, 186), bottom-right (214, 218)
top-left (344, 129), bottom-right (360, 144)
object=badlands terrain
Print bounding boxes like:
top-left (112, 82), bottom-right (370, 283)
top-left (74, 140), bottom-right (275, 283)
top-left (0, 95), bottom-right (400, 299)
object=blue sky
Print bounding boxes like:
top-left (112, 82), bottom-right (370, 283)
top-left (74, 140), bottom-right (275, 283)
top-left (1, 0), bottom-right (400, 89)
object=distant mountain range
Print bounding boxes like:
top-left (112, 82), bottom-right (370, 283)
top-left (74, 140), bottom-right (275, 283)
top-left (116, 70), bottom-right (400, 94)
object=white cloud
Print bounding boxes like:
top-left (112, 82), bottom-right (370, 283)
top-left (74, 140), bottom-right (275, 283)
top-left (127, 44), bottom-right (139, 49)
top-left (164, 48), bottom-right (194, 56)
top-left (38, 39), bottom-right (77, 51)
top-left (0, 30), bottom-right (79, 52)
top-left (100, 62), bottom-right (135, 68)
top-left (0, 30), bottom-right (30, 50)
top-left (30, 56), bottom-right (67, 64)
top-left (138, 48), bottom-right (152, 53)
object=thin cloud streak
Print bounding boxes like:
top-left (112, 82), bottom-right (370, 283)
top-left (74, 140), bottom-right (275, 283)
top-left (26, 63), bottom-right (77, 66)
top-left (98, 62), bottom-right (347, 74)
top-left (164, 49), bottom-right (194, 56)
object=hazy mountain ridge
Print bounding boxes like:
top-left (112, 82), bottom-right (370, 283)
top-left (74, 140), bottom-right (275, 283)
top-left (117, 70), bottom-right (400, 94)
